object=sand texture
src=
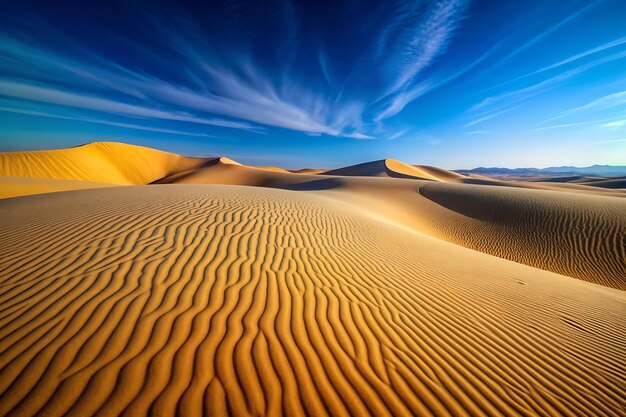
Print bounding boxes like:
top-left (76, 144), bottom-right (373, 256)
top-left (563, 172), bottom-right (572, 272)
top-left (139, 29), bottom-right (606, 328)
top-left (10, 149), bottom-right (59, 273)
top-left (0, 176), bottom-right (114, 199)
top-left (1, 142), bottom-right (625, 417)
top-left (0, 142), bottom-right (209, 185)
top-left (417, 182), bottom-right (626, 289)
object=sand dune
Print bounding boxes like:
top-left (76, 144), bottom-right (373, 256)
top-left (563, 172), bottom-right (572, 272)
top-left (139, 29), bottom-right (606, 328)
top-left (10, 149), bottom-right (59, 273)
top-left (156, 164), bottom-right (626, 289)
top-left (252, 166), bottom-right (291, 173)
top-left (323, 159), bottom-right (462, 181)
top-left (534, 175), bottom-right (626, 189)
top-left (413, 165), bottom-right (467, 182)
top-left (3, 142), bottom-right (622, 289)
top-left (416, 182), bottom-right (626, 290)
top-left (1, 142), bottom-right (625, 416)
top-left (289, 168), bottom-right (327, 175)
top-left (1, 142), bottom-right (621, 196)
top-left (0, 142), bottom-right (208, 185)
top-left (154, 157), bottom-right (321, 188)
top-left (0, 176), bottom-right (114, 199)
top-left (1, 185), bottom-right (625, 417)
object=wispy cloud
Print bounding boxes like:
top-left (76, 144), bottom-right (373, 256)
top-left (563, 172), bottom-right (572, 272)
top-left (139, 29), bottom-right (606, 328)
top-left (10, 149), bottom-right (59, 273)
top-left (491, 0), bottom-right (605, 69)
top-left (493, 36), bottom-right (626, 91)
top-left (589, 138), bottom-right (626, 144)
top-left (464, 49), bottom-right (626, 126)
top-left (603, 120), bottom-right (626, 127)
top-left (464, 109), bottom-right (509, 127)
top-left (465, 130), bottom-right (493, 135)
top-left (0, 80), bottom-right (255, 130)
top-left (1, 0), bottom-right (623, 164)
top-left (386, 129), bottom-right (409, 140)
top-left (529, 122), bottom-right (589, 131)
top-left (374, 82), bottom-right (432, 121)
top-left (0, 2), bottom-right (469, 139)
top-left (544, 90), bottom-right (626, 122)
top-left (372, 0), bottom-right (468, 121)
top-left (526, 36), bottom-right (626, 77)
top-left (0, 106), bottom-right (213, 137)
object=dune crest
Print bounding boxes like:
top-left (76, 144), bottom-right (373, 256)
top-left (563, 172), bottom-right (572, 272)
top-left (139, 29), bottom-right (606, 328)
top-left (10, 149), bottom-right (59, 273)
top-left (0, 142), bottom-right (208, 185)
top-left (323, 158), bottom-right (461, 181)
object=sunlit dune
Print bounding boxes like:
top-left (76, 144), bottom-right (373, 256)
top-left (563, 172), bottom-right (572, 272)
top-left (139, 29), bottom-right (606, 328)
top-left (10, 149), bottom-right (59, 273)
top-left (1, 142), bottom-right (625, 417)
top-left (289, 168), bottom-right (327, 175)
top-left (412, 165), bottom-right (468, 182)
top-left (251, 166), bottom-right (291, 173)
top-left (323, 158), bottom-right (461, 181)
top-left (0, 176), bottom-right (114, 199)
top-left (0, 142), bottom-right (209, 185)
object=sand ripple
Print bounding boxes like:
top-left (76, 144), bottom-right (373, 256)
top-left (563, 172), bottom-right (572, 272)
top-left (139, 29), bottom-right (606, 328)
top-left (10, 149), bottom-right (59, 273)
top-left (1, 185), bottom-right (624, 417)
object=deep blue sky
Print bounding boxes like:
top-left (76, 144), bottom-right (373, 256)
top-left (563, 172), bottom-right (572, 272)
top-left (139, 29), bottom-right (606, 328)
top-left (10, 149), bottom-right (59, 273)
top-left (1, 0), bottom-right (625, 168)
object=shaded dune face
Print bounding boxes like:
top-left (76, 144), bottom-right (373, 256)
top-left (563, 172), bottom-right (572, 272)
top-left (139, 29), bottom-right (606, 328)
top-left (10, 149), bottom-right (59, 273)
top-left (1, 186), bottom-right (625, 417)
top-left (417, 182), bottom-right (626, 290)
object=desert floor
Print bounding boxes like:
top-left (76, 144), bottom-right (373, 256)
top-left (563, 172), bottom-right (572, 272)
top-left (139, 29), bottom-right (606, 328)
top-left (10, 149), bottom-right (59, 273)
top-left (1, 142), bottom-right (625, 416)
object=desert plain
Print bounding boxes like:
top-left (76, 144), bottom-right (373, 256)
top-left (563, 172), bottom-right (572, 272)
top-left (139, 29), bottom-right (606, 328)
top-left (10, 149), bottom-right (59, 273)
top-left (0, 141), bottom-right (624, 416)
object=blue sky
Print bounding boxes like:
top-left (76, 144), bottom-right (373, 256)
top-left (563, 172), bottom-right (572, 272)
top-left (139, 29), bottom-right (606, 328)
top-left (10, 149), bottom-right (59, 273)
top-left (1, 0), bottom-right (625, 169)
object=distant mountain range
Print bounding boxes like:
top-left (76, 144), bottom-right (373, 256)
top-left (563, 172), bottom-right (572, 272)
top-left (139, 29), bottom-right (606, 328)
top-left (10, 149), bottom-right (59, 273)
top-left (456, 165), bottom-right (626, 177)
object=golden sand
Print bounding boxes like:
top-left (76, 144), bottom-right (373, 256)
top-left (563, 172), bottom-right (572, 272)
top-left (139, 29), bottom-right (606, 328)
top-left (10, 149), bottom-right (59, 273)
top-left (0, 142), bottom-right (624, 416)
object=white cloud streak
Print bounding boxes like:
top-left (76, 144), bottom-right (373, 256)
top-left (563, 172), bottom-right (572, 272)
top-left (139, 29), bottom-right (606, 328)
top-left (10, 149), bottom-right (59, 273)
top-left (0, 106), bottom-right (213, 137)
top-left (465, 50), bottom-right (626, 126)
top-left (528, 36), bottom-right (626, 77)
top-left (0, 2), bottom-right (472, 139)
top-left (373, 0), bottom-right (468, 121)
top-left (544, 90), bottom-right (626, 122)
top-left (603, 120), bottom-right (626, 127)
top-left (0, 80), bottom-right (255, 130)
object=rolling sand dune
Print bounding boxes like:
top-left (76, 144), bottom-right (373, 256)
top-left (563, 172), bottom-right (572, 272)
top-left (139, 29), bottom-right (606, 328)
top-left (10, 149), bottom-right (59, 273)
top-left (1, 142), bottom-right (625, 417)
top-left (416, 182), bottom-right (626, 290)
top-left (153, 157), bottom-right (328, 190)
top-left (0, 142), bottom-right (208, 185)
top-left (0, 176), bottom-right (114, 199)
top-left (322, 159), bottom-right (624, 197)
top-left (323, 159), bottom-right (462, 181)
top-left (412, 165), bottom-right (467, 182)
top-left (1, 186), bottom-right (625, 417)
top-left (289, 168), bottom-right (327, 175)
top-left (534, 175), bottom-right (626, 190)
top-left (252, 166), bottom-right (291, 173)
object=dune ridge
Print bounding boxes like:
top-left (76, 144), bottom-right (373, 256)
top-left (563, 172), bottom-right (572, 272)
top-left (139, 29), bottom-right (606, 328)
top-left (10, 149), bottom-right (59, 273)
top-left (0, 142), bottom-right (208, 185)
top-left (0, 186), bottom-right (624, 417)
top-left (3, 142), bottom-right (623, 289)
top-left (323, 159), bottom-right (462, 181)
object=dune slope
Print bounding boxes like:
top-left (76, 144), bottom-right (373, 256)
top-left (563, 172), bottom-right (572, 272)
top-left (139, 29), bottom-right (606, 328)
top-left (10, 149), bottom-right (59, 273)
top-left (323, 159), bottom-right (461, 181)
top-left (156, 160), bottom-right (626, 290)
top-left (0, 142), bottom-right (208, 185)
top-left (417, 182), bottom-right (626, 290)
top-left (0, 185), bottom-right (624, 417)
top-left (0, 176), bottom-right (114, 199)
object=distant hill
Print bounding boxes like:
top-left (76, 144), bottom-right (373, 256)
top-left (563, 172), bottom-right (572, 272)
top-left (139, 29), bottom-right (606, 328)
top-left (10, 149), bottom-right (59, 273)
top-left (457, 165), bottom-right (626, 177)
